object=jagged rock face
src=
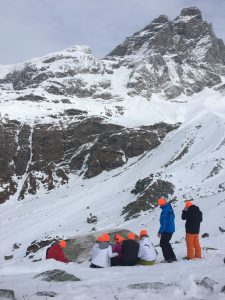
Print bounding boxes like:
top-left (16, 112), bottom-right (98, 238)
top-left (107, 7), bottom-right (225, 98)
top-left (0, 117), bottom-right (179, 203)
top-left (0, 7), bottom-right (224, 101)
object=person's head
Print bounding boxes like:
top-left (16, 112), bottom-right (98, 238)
top-left (114, 234), bottom-right (121, 243)
top-left (59, 240), bottom-right (67, 249)
top-left (102, 233), bottom-right (110, 242)
top-left (119, 236), bottom-right (125, 244)
top-left (185, 201), bottom-right (193, 209)
top-left (140, 229), bottom-right (148, 237)
top-left (97, 235), bottom-right (103, 243)
top-left (157, 198), bottom-right (166, 207)
top-left (127, 232), bottom-right (135, 240)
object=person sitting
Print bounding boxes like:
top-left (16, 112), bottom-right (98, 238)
top-left (111, 234), bottom-right (124, 266)
top-left (46, 240), bottom-right (69, 263)
top-left (90, 233), bottom-right (118, 268)
top-left (121, 232), bottom-right (139, 266)
top-left (138, 229), bottom-right (157, 265)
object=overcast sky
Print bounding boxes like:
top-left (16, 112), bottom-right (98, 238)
top-left (0, 0), bottom-right (224, 64)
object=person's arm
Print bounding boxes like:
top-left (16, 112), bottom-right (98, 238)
top-left (108, 245), bottom-right (118, 258)
top-left (158, 210), bottom-right (168, 234)
top-left (138, 242), bottom-right (142, 259)
top-left (181, 209), bottom-right (188, 220)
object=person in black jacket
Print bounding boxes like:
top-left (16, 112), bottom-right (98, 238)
top-left (121, 232), bottom-right (139, 266)
top-left (182, 201), bottom-right (202, 260)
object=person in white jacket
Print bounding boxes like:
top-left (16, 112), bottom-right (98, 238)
top-left (138, 229), bottom-right (157, 265)
top-left (90, 233), bottom-right (118, 268)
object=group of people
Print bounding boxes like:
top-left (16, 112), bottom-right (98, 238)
top-left (46, 198), bottom-right (203, 266)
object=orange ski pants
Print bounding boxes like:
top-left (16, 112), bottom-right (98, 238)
top-left (186, 233), bottom-right (201, 259)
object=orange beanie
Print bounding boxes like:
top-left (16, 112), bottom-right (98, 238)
top-left (102, 233), bottom-right (110, 242)
top-left (140, 229), bottom-right (148, 236)
top-left (157, 198), bottom-right (166, 206)
top-left (59, 240), bottom-right (67, 248)
top-left (127, 232), bottom-right (135, 240)
top-left (185, 201), bottom-right (193, 208)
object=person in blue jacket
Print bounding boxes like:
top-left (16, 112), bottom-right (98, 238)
top-left (157, 198), bottom-right (177, 263)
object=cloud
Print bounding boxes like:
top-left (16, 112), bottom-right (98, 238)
top-left (0, 0), bottom-right (224, 64)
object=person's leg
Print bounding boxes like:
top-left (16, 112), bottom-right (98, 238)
top-left (186, 233), bottom-right (195, 259)
top-left (160, 233), bottom-right (172, 260)
top-left (166, 233), bottom-right (176, 260)
top-left (111, 257), bottom-right (120, 266)
top-left (138, 259), bottom-right (155, 265)
top-left (193, 234), bottom-right (201, 258)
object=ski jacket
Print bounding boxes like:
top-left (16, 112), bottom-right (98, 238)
top-left (158, 203), bottom-right (175, 234)
top-left (112, 243), bottom-right (122, 258)
top-left (182, 205), bottom-right (202, 234)
top-left (46, 244), bottom-right (69, 263)
top-left (91, 242), bottom-right (118, 268)
top-left (138, 236), bottom-right (157, 262)
top-left (121, 239), bottom-right (139, 265)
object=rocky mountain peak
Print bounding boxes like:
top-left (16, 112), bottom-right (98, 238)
top-left (180, 7), bottom-right (202, 20)
top-left (106, 6), bottom-right (225, 99)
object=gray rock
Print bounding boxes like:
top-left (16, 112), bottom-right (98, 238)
top-left (35, 291), bottom-right (57, 297)
top-left (196, 277), bottom-right (218, 292)
top-left (4, 255), bottom-right (13, 260)
top-left (0, 289), bottom-right (16, 300)
top-left (123, 179), bottom-right (175, 220)
top-left (34, 269), bottom-right (80, 282)
top-left (128, 282), bottom-right (178, 290)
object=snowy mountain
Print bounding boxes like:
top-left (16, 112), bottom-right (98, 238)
top-left (0, 7), bottom-right (225, 300)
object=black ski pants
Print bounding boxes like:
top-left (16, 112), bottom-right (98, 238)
top-left (160, 232), bottom-right (176, 261)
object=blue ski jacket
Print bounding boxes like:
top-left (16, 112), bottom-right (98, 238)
top-left (158, 203), bottom-right (175, 234)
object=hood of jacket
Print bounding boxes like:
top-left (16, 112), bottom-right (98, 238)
top-left (99, 242), bottom-right (109, 250)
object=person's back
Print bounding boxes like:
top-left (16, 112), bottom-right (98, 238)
top-left (182, 204), bottom-right (202, 234)
top-left (182, 201), bottom-right (202, 260)
top-left (121, 233), bottom-right (139, 266)
top-left (138, 232), bottom-right (157, 265)
top-left (90, 233), bottom-right (118, 268)
top-left (46, 240), bottom-right (69, 263)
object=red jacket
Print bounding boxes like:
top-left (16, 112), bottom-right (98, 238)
top-left (46, 244), bottom-right (69, 263)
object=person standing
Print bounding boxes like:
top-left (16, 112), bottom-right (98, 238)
top-left (182, 201), bottom-right (202, 260)
top-left (157, 198), bottom-right (177, 263)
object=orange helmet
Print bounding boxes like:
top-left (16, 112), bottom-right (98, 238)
top-left (97, 236), bottom-right (103, 242)
top-left (140, 229), bottom-right (148, 236)
top-left (185, 201), bottom-right (193, 208)
top-left (157, 198), bottom-right (166, 206)
top-left (102, 233), bottom-right (110, 242)
top-left (59, 240), bottom-right (67, 248)
top-left (127, 232), bottom-right (135, 240)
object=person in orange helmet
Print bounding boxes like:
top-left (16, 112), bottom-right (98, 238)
top-left (138, 229), bottom-right (157, 265)
top-left (121, 232), bottom-right (139, 266)
top-left (157, 198), bottom-right (177, 263)
top-left (111, 234), bottom-right (124, 266)
top-left (90, 233), bottom-right (118, 268)
top-left (46, 240), bottom-right (69, 263)
top-left (182, 201), bottom-right (202, 260)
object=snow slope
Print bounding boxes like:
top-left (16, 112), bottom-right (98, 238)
top-left (0, 87), bottom-right (225, 299)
